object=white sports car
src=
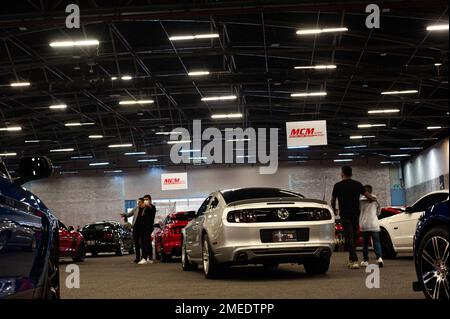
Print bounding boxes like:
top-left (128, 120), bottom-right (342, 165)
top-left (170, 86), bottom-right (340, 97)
top-left (181, 187), bottom-right (335, 278)
top-left (379, 190), bottom-right (449, 258)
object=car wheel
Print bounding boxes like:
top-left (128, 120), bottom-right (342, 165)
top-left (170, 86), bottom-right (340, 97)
top-left (303, 256), bottom-right (330, 275)
top-left (202, 234), bottom-right (223, 279)
top-left (72, 242), bottom-right (86, 262)
top-left (181, 237), bottom-right (197, 271)
top-left (380, 229), bottom-right (397, 259)
top-left (44, 237), bottom-right (60, 299)
top-left (417, 225), bottom-right (449, 300)
top-left (115, 240), bottom-right (124, 256)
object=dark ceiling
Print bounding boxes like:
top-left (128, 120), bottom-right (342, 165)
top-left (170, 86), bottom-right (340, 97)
top-left (0, 0), bottom-right (448, 174)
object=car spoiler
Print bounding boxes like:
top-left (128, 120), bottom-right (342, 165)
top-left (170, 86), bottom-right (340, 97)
top-left (226, 197), bottom-right (328, 207)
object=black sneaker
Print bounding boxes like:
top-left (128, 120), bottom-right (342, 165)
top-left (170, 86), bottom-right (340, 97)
top-left (133, 259), bottom-right (140, 263)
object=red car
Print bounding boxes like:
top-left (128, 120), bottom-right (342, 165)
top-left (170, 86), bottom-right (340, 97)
top-left (58, 221), bottom-right (86, 262)
top-left (154, 211), bottom-right (195, 262)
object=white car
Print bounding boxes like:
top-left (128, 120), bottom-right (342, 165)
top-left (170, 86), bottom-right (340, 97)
top-left (181, 187), bottom-right (335, 278)
top-left (379, 190), bottom-right (449, 258)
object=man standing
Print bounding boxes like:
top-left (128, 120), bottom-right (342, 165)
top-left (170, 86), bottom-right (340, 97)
top-left (331, 166), bottom-right (375, 269)
top-left (121, 198), bottom-right (146, 263)
top-left (143, 194), bottom-right (156, 263)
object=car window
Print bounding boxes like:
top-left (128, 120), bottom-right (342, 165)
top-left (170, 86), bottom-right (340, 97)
top-left (221, 188), bottom-right (305, 204)
top-left (58, 221), bottom-right (67, 230)
top-left (413, 193), bottom-right (449, 212)
top-left (209, 197), bottom-right (219, 209)
top-left (197, 196), bottom-right (212, 216)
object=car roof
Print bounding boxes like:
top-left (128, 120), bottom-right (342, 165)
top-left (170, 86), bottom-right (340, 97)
top-left (414, 190), bottom-right (449, 205)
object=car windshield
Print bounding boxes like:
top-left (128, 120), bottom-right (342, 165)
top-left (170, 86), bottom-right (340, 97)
top-left (83, 223), bottom-right (115, 231)
top-left (221, 188), bottom-right (305, 204)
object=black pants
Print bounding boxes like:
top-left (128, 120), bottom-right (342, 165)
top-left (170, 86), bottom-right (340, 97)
top-left (341, 213), bottom-right (360, 262)
top-left (133, 228), bottom-right (152, 260)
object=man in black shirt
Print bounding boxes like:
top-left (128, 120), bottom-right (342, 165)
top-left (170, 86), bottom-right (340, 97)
top-left (143, 194), bottom-right (156, 263)
top-left (331, 166), bottom-right (375, 269)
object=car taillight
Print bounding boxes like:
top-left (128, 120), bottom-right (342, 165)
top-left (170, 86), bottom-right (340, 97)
top-left (170, 228), bottom-right (181, 235)
top-left (227, 210), bottom-right (257, 223)
top-left (103, 233), bottom-right (113, 239)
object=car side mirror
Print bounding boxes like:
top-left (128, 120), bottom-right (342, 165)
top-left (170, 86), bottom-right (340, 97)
top-left (15, 156), bottom-right (53, 185)
top-left (405, 206), bottom-right (414, 214)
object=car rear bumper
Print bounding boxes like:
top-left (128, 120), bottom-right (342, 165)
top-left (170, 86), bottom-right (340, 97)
top-left (85, 242), bottom-right (118, 253)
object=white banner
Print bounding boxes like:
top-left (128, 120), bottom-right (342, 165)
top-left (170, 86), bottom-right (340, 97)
top-left (286, 120), bottom-right (328, 148)
top-left (161, 172), bottom-right (188, 190)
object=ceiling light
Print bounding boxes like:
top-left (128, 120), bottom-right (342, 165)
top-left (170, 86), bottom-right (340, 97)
top-left (434, 63), bottom-right (443, 66)
top-left (201, 95), bottom-right (237, 102)
top-left (167, 140), bottom-right (192, 144)
top-left (138, 159), bottom-right (158, 163)
top-left (169, 33), bottom-right (219, 41)
top-left (25, 140), bottom-right (41, 143)
top-left (10, 82), bottom-right (31, 87)
top-left (226, 138), bottom-right (252, 142)
top-left (189, 156), bottom-right (208, 160)
top-left (121, 76), bottom-right (132, 80)
top-left (60, 171), bottom-right (78, 175)
top-left (89, 162), bottom-right (109, 167)
top-left (65, 122), bottom-right (94, 127)
top-left (411, 137), bottom-right (438, 141)
top-left (287, 146), bottom-right (310, 149)
top-left (49, 104), bottom-right (67, 110)
top-left (50, 148), bottom-right (74, 152)
top-left (0, 126), bottom-right (22, 132)
top-left (49, 40), bottom-right (99, 47)
top-left (427, 126), bottom-right (442, 130)
top-left (211, 113), bottom-right (243, 119)
top-left (380, 161), bottom-right (400, 164)
top-left (344, 145), bottom-right (367, 149)
top-left (334, 159), bottom-right (353, 162)
top-left (119, 100), bottom-right (154, 105)
top-left (400, 147), bottom-right (423, 150)
top-left (125, 152), bottom-right (146, 156)
top-left (0, 152), bottom-right (17, 157)
top-left (179, 149), bottom-right (201, 153)
top-left (291, 92), bottom-right (327, 97)
top-left (296, 27), bottom-right (348, 35)
top-left (188, 71), bottom-right (210, 76)
top-left (71, 155), bottom-right (93, 159)
top-left (288, 155), bottom-right (308, 159)
top-left (294, 65), bottom-right (336, 70)
top-left (426, 24), bottom-right (449, 31)
top-left (368, 109), bottom-right (400, 114)
top-left (155, 131), bottom-right (182, 135)
top-left (338, 153), bottom-right (358, 156)
top-left (104, 170), bottom-right (123, 173)
top-left (89, 135), bottom-right (103, 139)
top-left (350, 135), bottom-right (375, 139)
top-left (390, 154), bottom-right (411, 158)
top-left (357, 124), bottom-right (386, 128)
top-left (381, 90), bottom-right (418, 95)
top-left (108, 144), bottom-right (133, 148)
top-left (111, 77), bottom-right (118, 80)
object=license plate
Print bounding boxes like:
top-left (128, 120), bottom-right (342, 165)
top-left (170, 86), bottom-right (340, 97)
top-left (87, 240), bottom-right (95, 246)
top-left (272, 230), bottom-right (297, 242)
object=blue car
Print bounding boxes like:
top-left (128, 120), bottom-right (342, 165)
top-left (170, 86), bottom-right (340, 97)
top-left (413, 200), bottom-right (449, 299)
top-left (0, 157), bottom-right (59, 298)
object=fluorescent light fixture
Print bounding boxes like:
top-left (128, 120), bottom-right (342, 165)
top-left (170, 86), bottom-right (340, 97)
top-left (138, 159), bottom-right (158, 163)
top-left (188, 71), bottom-right (210, 76)
top-left (434, 63), bottom-right (443, 66)
top-left (111, 77), bottom-right (118, 80)
top-left (412, 137), bottom-right (438, 141)
top-left (288, 155), bottom-right (308, 159)
top-left (287, 146), bottom-right (310, 149)
top-left (89, 162), bottom-right (109, 166)
top-left (334, 159), bottom-right (353, 162)
top-left (60, 171), bottom-right (78, 175)
top-left (49, 104), bottom-right (67, 110)
top-left (179, 149), bottom-right (201, 153)
top-left (344, 145), bottom-right (367, 149)
top-left (291, 92), bottom-right (327, 97)
top-left (25, 140), bottom-right (43, 143)
top-left (380, 161), bottom-right (399, 164)
top-left (381, 90), bottom-right (418, 95)
top-left (390, 154), bottom-right (411, 158)
top-left (236, 155), bottom-right (256, 159)
top-left (357, 124), bottom-right (386, 128)
top-left (89, 135), bottom-right (103, 139)
top-left (124, 152), bottom-right (146, 156)
top-left (50, 148), bottom-right (74, 152)
top-left (121, 76), bottom-right (132, 80)
top-left (211, 113), bottom-right (243, 119)
top-left (338, 153), bottom-right (358, 156)
top-left (294, 65), bottom-right (336, 70)
top-left (201, 95), bottom-right (237, 102)
top-left (426, 24), bottom-right (449, 31)
top-left (296, 27), bottom-right (348, 35)
top-left (350, 135), bottom-right (375, 139)
top-left (65, 122), bottom-right (94, 127)
top-left (189, 157), bottom-right (208, 160)
top-left (71, 155), bottom-right (93, 160)
top-left (10, 82), bottom-right (31, 87)
top-left (104, 170), bottom-right (123, 173)
top-left (169, 33), bottom-right (219, 41)
top-left (49, 40), bottom-right (99, 47)
top-left (119, 100), bottom-right (154, 105)
top-left (108, 144), bottom-right (133, 148)
top-left (155, 131), bottom-right (182, 135)
top-left (400, 147), bottom-right (423, 150)
top-left (427, 126), bottom-right (442, 130)
top-left (167, 140), bottom-right (191, 144)
top-left (368, 109), bottom-right (400, 114)
top-left (226, 138), bottom-right (252, 142)
top-left (0, 126), bottom-right (22, 132)
top-left (0, 152), bottom-right (17, 157)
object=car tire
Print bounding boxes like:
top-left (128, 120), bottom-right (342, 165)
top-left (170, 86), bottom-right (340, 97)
top-left (416, 225), bottom-right (449, 300)
top-left (115, 240), bottom-right (124, 256)
top-left (72, 242), bottom-right (86, 262)
top-left (303, 256), bottom-right (330, 275)
top-left (44, 236), bottom-right (60, 299)
top-left (181, 237), bottom-right (197, 271)
top-left (380, 229), bottom-right (397, 259)
top-left (202, 234), bottom-right (223, 279)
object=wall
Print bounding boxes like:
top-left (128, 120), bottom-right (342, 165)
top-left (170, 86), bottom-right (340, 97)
top-left (28, 161), bottom-right (391, 227)
top-left (403, 137), bottom-right (449, 205)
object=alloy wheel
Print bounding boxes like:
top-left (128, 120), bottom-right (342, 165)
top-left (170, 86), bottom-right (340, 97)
top-left (202, 239), bottom-right (210, 275)
top-left (420, 235), bottom-right (449, 299)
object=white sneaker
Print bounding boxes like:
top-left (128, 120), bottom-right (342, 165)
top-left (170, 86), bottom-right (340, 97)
top-left (377, 257), bottom-right (384, 268)
top-left (147, 259), bottom-right (154, 264)
top-left (360, 261), bottom-right (369, 267)
top-left (349, 262), bottom-right (360, 269)
top-left (138, 258), bottom-right (148, 265)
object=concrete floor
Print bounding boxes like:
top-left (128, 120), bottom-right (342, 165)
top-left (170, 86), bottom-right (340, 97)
top-left (60, 252), bottom-right (423, 299)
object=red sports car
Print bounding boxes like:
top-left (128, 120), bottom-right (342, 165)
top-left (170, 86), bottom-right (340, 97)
top-left (154, 211), bottom-right (195, 262)
top-left (58, 221), bottom-right (86, 262)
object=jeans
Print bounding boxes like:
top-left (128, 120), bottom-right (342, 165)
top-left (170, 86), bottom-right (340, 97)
top-left (341, 214), bottom-right (360, 262)
top-left (133, 228), bottom-right (152, 260)
top-left (362, 231), bottom-right (383, 261)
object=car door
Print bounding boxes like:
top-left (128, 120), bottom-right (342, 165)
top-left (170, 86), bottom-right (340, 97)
top-left (58, 221), bottom-right (72, 253)
top-left (185, 196), bottom-right (211, 259)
